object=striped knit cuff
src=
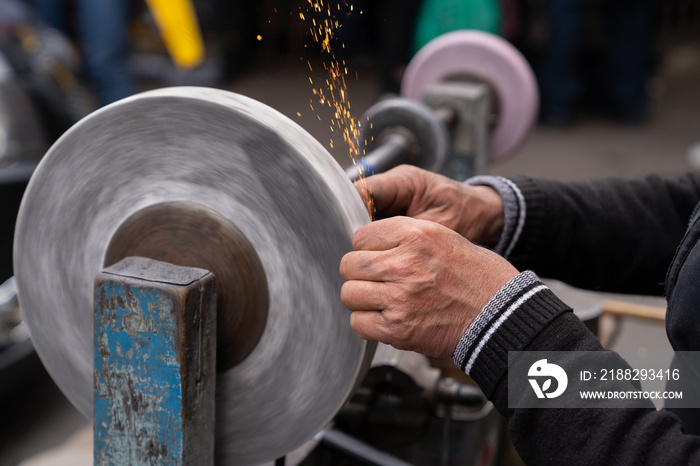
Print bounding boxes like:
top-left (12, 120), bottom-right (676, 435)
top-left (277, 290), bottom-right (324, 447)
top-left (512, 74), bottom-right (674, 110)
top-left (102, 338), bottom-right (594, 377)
top-left (465, 176), bottom-right (526, 258)
top-left (452, 270), bottom-right (572, 398)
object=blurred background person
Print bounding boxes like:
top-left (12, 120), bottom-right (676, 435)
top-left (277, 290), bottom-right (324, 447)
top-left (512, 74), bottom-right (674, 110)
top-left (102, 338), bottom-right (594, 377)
top-left (535, 0), bottom-right (654, 125)
top-left (29, 0), bottom-right (134, 106)
top-left (332, 0), bottom-right (424, 94)
top-left (412, 0), bottom-right (501, 52)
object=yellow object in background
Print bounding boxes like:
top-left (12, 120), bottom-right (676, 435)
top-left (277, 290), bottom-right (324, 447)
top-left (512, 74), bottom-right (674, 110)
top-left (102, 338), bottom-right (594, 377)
top-left (145, 0), bottom-right (204, 69)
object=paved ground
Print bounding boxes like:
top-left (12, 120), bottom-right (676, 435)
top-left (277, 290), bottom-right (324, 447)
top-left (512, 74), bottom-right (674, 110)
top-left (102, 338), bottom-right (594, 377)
top-left (1, 27), bottom-right (699, 466)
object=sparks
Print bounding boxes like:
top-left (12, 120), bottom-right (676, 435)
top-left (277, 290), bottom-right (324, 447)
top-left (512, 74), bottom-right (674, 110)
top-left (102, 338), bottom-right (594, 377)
top-left (297, 0), bottom-right (374, 217)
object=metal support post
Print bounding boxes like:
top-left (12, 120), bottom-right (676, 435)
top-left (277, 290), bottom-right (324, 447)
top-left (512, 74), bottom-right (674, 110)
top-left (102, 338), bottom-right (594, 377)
top-left (423, 82), bottom-right (491, 179)
top-left (94, 256), bottom-right (216, 465)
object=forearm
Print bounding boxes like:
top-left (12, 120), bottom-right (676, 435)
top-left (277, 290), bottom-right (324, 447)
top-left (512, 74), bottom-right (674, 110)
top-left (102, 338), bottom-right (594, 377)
top-left (498, 314), bottom-right (700, 465)
top-left (454, 272), bottom-right (700, 464)
top-left (470, 173), bottom-right (700, 295)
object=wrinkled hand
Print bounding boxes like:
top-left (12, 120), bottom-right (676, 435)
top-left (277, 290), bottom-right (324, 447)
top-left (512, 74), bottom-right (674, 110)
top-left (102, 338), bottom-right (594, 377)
top-left (357, 165), bottom-right (504, 247)
top-left (340, 216), bottom-right (519, 359)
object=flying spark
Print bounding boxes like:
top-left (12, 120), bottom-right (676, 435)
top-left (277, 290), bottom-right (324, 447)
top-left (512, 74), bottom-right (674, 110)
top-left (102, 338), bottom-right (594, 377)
top-left (299, 1), bottom-right (374, 217)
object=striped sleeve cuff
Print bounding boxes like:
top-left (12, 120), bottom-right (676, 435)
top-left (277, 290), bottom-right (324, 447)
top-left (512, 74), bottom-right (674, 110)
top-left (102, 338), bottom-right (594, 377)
top-left (452, 270), bottom-right (572, 397)
top-left (465, 176), bottom-right (526, 258)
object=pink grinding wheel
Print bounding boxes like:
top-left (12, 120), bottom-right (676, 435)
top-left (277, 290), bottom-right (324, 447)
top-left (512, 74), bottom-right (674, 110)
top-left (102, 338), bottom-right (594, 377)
top-left (401, 30), bottom-right (538, 163)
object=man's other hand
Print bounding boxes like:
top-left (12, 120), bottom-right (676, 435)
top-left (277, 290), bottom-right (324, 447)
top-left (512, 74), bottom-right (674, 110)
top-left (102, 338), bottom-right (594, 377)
top-left (356, 165), bottom-right (504, 247)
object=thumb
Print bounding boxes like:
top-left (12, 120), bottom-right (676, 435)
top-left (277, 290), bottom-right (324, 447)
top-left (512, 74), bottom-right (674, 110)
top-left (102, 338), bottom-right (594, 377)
top-left (355, 168), bottom-right (416, 217)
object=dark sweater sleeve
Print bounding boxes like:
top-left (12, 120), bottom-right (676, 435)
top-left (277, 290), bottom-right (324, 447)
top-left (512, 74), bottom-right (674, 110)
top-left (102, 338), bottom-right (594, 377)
top-left (508, 173), bottom-right (700, 295)
top-left (454, 272), bottom-right (700, 465)
top-left (494, 313), bottom-right (700, 465)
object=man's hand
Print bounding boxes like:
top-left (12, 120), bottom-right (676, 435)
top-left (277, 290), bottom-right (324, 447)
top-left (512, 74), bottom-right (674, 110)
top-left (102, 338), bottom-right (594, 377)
top-left (357, 165), bottom-right (504, 247)
top-left (340, 217), bottom-right (519, 359)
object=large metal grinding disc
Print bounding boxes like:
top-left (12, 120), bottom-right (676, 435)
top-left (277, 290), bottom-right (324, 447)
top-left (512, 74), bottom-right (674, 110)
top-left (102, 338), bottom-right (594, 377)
top-left (401, 30), bottom-right (539, 163)
top-left (14, 87), bottom-right (374, 464)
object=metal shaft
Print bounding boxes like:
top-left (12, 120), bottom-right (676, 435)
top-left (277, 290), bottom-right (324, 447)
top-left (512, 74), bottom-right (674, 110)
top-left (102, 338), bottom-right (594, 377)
top-left (344, 106), bottom-right (455, 182)
top-left (345, 133), bottom-right (409, 181)
top-left (316, 428), bottom-right (413, 466)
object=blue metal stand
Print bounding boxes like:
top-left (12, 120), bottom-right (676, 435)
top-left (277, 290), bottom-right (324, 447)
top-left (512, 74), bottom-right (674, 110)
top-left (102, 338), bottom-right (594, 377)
top-left (93, 257), bottom-right (216, 465)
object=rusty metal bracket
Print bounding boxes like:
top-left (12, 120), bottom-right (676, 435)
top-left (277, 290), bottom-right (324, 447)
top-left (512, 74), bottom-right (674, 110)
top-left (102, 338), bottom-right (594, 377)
top-left (93, 256), bottom-right (216, 465)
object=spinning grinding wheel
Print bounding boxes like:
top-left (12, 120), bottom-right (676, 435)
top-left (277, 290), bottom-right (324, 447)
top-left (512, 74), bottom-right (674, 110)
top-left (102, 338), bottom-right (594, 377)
top-left (14, 87), bottom-right (374, 464)
top-left (401, 30), bottom-right (539, 163)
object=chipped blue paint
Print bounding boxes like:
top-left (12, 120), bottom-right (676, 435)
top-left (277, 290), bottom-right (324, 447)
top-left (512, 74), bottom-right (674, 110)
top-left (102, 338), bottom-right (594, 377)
top-left (93, 257), bottom-right (216, 466)
top-left (94, 281), bottom-right (183, 465)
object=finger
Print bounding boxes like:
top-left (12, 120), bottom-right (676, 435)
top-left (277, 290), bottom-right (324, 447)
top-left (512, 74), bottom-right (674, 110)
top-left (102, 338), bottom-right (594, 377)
top-left (352, 216), bottom-right (419, 251)
top-left (349, 310), bottom-right (390, 342)
top-left (339, 250), bottom-right (391, 281)
top-left (355, 166), bottom-right (415, 216)
top-left (340, 280), bottom-right (387, 311)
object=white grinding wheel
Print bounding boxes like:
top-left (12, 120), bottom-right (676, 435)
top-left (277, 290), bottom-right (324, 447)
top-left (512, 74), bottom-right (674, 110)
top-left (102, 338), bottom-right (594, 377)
top-left (14, 87), bottom-right (374, 464)
top-left (401, 30), bottom-right (538, 163)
